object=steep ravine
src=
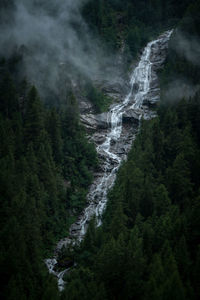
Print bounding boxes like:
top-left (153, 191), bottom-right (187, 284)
top-left (45, 30), bottom-right (173, 291)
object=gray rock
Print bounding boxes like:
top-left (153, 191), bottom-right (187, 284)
top-left (80, 114), bottom-right (98, 131)
top-left (79, 99), bottom-right (93, 114)
top-left (92, 133), bottom-right (106, 145)
top-left (95, 112), bottom-right (111, 129)
top-left (70, 223), bottom-right (82, 234)
top-left (80, 112), bottom-right (111, 130)
top-left (122, 109), bottom-right (140, 124)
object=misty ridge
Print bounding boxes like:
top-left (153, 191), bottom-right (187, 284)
top-left (163, 79), bottom-right (200, 103)
top-left (174, 30), bottom-right (200, 67)
top-left (0, 0), bottom-right (121, 100)
top-left (1, 1), bottom-right (199, 104)
top-left (163, 29), bottom-right (200, 102)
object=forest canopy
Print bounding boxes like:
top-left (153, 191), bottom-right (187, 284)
top-left (0, 0), bottom-right (200, 299)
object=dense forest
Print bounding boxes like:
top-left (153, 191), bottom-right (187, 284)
top-left (0, 0), bottom-right (200, 299)
top-left (82, 0), bottom-right (193, 57)
top-left (62, 1), bottom-right (200, 299)
top-left (62, 93), bottom-right (200, 300)
top-left (0, 60), bottom-right (98, 298)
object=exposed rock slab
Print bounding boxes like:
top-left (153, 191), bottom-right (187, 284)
top-left (45, 30), bottom-right (173, 292)
top-left (122, 109), bottom-right (140, 124)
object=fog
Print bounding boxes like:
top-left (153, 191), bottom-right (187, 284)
top-left (164, 79), bottom-right (200, 103)
top-left (163, 29), bottom-right (200, 103)
top-left (174, 31), bottom-right (200, 67)
top-left (0, 0), bottom-right (120, 98)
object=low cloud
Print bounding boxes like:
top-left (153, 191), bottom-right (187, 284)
top-left (164, 79), bottom-right (200, 102)
top-left (0, 0), bottom-right (120, 98)
top-left (163, 30), bottom-right (200, 103)
top-left (173, 30), bottom-right (200, 66)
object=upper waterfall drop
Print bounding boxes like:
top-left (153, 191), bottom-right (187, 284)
top-left (88, 30), bottom-right (173, 227)
top-left (45, 30), bottom-right (173, 291)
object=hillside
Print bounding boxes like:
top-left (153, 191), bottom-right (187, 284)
top-left (0, 1), bottom-right (200, 299)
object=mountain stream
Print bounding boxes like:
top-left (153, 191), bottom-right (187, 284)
top-left (45, 30), bottom-right (173, 291)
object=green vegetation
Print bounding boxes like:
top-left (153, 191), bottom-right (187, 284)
top-left (84, 82), bottom-right (113, 113)
top-left (61, 89), bottom-right (200, 300)
top-left (82, 0), bottom-right (193, 57)
top-left (0, 58), bottom-right (97, 299)
top-left (160, 0), bottom-right (200, 96)
top-left (0, 0), bottom-right (200, 299)
top-left (60, 1), bottom-right (200, 299)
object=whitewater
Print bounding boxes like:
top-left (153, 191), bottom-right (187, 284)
top-left (45, 30), bottom-right (173, 291)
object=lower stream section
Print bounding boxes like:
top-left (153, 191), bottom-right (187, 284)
top-left (45, 30), bottom-right (173, 291)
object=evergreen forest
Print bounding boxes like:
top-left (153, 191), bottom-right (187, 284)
top-left (0, 0), bottom-right (200, 299)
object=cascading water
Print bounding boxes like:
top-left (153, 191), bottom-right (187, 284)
top-left (45, 30), bottom-right (173, 291)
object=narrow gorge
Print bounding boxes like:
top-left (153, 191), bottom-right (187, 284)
top-left (46, 30), bottom-right (173, 291)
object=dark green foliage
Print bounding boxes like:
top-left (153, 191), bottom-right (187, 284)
top-left (84, 82), bottom-right (113, 113)
top-left (61, 5), bottom-right (200, 292)
top-left (61, 91), bottom-right (98, 213)
top-left (0, 60), bottom-right (97, 299)
top-left (82, 0), bottom-right (193, 58)
top-left (160, 0), bottom-right (200, 98)
top-left (1, 1), bottom-right (200, 299)
top-left (62, 92), bottom-right (200, 300)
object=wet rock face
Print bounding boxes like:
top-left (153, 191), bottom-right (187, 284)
top-left (79, 98), bottom-right (94, 114)
top-left (96, 112), bottom-right (111, 129)
top-left (80, 114), bottom-right (98, 131)
top-left (65, 30), bottom-right (173, 241)
top-left (150, 35), bottom-right (171, 67)
top-left (132, 83), bottom-right (139, 93)
top-left (80, 112), bottom-right (111, 131)
top-left (100, 80), bottom-right (129, 102)
top-left (146, 31), bottom-right (173, 106)
top-left (122, 109), bottom-right (140, 124)
top-left (45, 30), bottom-right (173, 291)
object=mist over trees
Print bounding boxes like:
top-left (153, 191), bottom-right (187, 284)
top-left (0, 0), bottom-right (200, 299)
top-left (0, 0), bottom-right (124, 101)
top-left (0, 57), bottom-right (98, 298)
top-left (61, 3), bottom-right (200, 297)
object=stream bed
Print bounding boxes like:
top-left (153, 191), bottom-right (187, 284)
top-left (45, 30), bottom-right (173, 291)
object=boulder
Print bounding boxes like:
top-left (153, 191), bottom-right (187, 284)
top-left (79, 99), bottom-right (94, 114)
top-left (80, 114), bottom-right (98, 131)
top-left (95, 112), bottom-right (111, 129)
top-left (122, 109), bottom-right (140, 124)
top-left (70, 223), bottom-right (82, 234)
top-left (80, 112), bottom-right (111, 131)
top-left (92, 133), bottom-right (106, 145)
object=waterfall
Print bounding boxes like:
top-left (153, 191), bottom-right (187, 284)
top-left (45, 30), bottom-right (173, 291)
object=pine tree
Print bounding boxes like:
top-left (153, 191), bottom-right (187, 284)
top-left (175, 235), bottom-right (191, 280)
top-left (24, 86), bottom-right (44, 147)
top-left (0, 74), bottom-right (19, 118)
top-left (125, 226), bottom-right (146, 300)
top-left (46, 109), bottom-right (63, 165)
top-left (153, 184), bottom-right (171, 216)
top-left (145, 254), bottom-right (165, 300)
top-left (167, 153), bottom-right (193, 208)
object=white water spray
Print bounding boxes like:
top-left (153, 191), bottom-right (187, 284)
top-left (45, 30), bottom-right (173, 291)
